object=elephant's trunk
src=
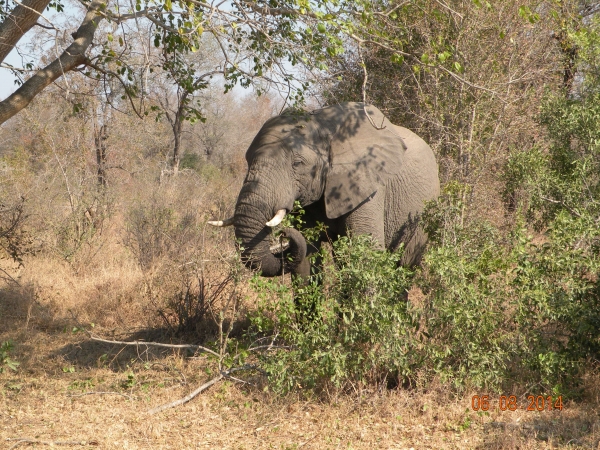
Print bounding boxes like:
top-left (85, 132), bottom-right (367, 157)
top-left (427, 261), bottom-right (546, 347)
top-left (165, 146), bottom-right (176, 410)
top-left (279, 228), bottom-right (307, 274)
top-left (234, 195), bottom-right (306, 277)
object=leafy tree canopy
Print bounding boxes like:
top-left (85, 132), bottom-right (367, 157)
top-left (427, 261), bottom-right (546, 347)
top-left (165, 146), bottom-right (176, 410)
top-left (0, 0), bottom-right (425, 125)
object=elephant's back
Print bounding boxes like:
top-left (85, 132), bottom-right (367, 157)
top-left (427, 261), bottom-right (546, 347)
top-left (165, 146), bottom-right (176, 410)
top-left (389, 125), bottom-right (439, 197)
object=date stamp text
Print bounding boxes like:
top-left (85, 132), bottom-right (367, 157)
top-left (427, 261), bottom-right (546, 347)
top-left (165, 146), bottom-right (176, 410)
top-left (471, 395), bottom-right (563, 412)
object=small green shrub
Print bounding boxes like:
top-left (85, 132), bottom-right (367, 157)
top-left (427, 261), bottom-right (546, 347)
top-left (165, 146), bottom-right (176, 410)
top-left (1, 340), bottom-right (19, 373)
top-left (180, 152), bottom-right (201, 171)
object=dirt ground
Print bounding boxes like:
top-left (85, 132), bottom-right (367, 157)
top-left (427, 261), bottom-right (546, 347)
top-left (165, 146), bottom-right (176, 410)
top-left (3, 322), bottom-right (600, 449)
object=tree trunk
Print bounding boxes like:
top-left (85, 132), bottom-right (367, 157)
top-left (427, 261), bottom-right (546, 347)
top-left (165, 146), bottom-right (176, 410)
top-left (0, 0), bottom-right (51, 65)
top-left (0, 0), bottom-right (104, 125)
top-left (91, 96), bottom-right (112, 188)
top-left (170, 91), bottom-right (189, 175)
top-left (171, 111), bottom-right (183, 175)
top-left (94, 124), bottom-right (108, 187)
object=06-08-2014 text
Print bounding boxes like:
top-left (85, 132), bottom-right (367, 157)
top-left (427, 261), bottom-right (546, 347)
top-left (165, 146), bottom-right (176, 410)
top-left (471, 395), bottom-right (563, 412)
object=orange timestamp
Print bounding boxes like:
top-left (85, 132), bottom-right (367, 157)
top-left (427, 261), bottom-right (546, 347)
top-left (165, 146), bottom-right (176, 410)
top-left (471, 395), bottom-right (563, 412)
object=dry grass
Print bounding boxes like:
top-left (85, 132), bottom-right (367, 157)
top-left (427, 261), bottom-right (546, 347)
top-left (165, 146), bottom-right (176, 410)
top-left (2, 337), bottom-right (599, 449)
top-left (2, 244), bottom-right (600, 450)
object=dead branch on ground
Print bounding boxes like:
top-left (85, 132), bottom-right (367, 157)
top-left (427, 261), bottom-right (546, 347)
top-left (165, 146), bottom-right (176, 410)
top-left (67, 391), bottom-right (133, 399)
top-left (87, 334), bottom-right (221, 358)
top-left (68, 311), bottom-right (221, 358)
top-left (6, 438), bottom-right (98, 449)
top-left (148, 364), bottom-right (258, 415)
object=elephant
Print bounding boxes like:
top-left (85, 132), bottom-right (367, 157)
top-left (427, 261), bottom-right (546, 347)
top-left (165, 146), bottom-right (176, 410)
top-left (209, 102), bottom-right (440, 278)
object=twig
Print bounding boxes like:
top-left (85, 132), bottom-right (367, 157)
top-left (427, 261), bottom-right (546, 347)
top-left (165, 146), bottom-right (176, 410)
top-left (148, 373), bottom-right (224, 414)
top-left (68, 311), bottom-right (220, 358)
top-left (433, 0), bottom-right (463, 20)
top-left (298, 434), bottom-right (317, 447)
top-left (223, 374), bottom-right (255, 386)
top-left (148, 365), bottom-right (259, 414)
top-left (67, 391), bottom-right (133, 400)
top-left (10, 0), bottom-right (58, 30)
top-left (248, 344), bottom-right (293, 352)
top-left (87, 334), bottom-right (221, 359)
top-left (437, 65), bottom-right (503, 100)
top-left (80, 60), bottom-right (145, 119)
top-left (358, 44), bottom-right (385, 130)
top-left (0, 266), bottom-right (21, 285)
top-left (6, 438), bottom-right (97, 449)
top-left (540, 196), bottom-right (582, 218)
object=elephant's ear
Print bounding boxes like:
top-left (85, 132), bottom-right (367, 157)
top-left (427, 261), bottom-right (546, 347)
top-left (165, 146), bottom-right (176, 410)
top-left (324, 104), bottom-right (406, 219)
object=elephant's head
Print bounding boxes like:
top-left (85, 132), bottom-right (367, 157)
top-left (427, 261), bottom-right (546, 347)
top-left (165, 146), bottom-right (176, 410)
top-left (209, 102), bottom-right (407, 277)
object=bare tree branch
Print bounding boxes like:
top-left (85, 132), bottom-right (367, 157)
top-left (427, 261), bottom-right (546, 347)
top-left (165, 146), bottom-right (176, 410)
top-left (80, 59), bottom-right (146, 119)
top-left (0, 0), bottom-right (105, 124)
top-left (147, 365), bottom-right (258, 414)
top-left (6, 438), bottom-right (98, 449)
top-left (87, 333), bottom-right (222, 358)
top-left (148, 373), bottom-right (224, 414)
top-left (0, 0), bottom-right (52, 65)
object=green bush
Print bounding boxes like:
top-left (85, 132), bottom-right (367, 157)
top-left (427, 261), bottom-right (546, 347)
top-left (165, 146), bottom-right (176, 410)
top-left (249, 183), bottom-right (599, 396)
top-left (249, 219), bottom-right (524, 394)
top-left (1, 341), bottom-right (19, 373)
top-left (250, 235), bottom-right (417, 394)
top-left (180, 152), bottom-right (201, 171)
top-left (422, 182), bottom-right (598, 393)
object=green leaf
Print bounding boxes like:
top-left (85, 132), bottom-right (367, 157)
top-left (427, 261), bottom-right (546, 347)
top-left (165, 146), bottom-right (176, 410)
top-left (317, 22), bottom-right (326, 33)
top-left (390, 53), bottom-right (404, 65)
top-left (438, 51), bottom-right (451, 63)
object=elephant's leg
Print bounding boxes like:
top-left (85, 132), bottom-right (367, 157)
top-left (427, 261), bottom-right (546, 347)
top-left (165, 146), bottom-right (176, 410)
top-left (343, 189), bottom-right (386, 248)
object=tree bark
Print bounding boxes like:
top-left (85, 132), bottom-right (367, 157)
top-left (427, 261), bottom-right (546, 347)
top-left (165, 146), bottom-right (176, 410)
top-left (0, 0), bottom-right (105, 125)
top-left (171, 106), bottom-right (184, 175)
top-left (94, 123), bottom-right (108, 187)
top-left (0, 0), bottom-right (52, 65)
top-left (164, 90), bottom-right (188, 175)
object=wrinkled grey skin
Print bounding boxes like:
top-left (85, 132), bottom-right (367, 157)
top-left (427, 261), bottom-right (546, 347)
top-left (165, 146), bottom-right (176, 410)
top-left (230, 102), bottom-right (440, 278)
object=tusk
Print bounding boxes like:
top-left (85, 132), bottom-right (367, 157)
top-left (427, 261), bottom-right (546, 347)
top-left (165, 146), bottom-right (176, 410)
top-left (208, 217), bottom-right (234, 227)
top-left (266, 209), bottom-right (286, 227)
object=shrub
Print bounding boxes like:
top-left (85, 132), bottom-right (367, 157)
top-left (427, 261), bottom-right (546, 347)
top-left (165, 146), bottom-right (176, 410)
top-left (1, 340), bottom-right (19, 373)
top-left (421, 184), bottom-right (597, 393)
top-left (249, 183), bottom-right (599, 396)
top-left (0, 196), bottom-right (29, 266)
top-left (250, 235), bottom-right (418, 394)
